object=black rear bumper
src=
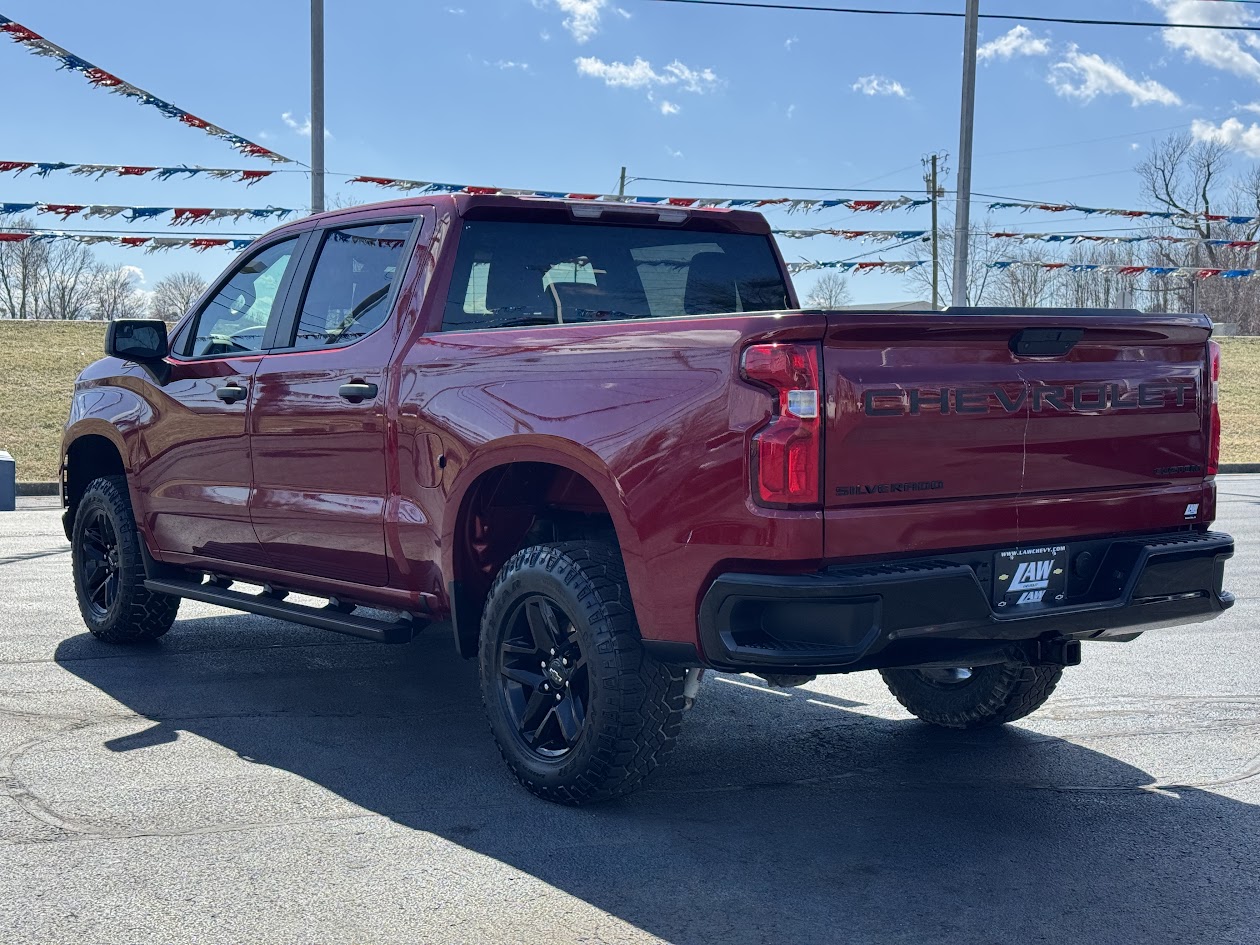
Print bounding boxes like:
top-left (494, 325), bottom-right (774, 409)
top-left (697, 530), bottom-right (1234, 674)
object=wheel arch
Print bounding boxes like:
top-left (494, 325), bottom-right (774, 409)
top-left (443, 442), bottom-right (639, 659)
top-left (62, 425), bottom-right (130, 539)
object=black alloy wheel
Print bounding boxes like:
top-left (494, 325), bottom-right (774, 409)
top-left (71, 475), bottom-right (179, 643)
top-left (478, 542), bottom-right (687, 804)
top-left (78, 506), bottom-right (121, 620)
top-left (497, 595), bottom-right (589, 758)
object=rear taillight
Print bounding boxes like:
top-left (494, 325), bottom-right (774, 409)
top-left (1207, 340), bottom-right (1222, 477)
top-left (741, 342), bottom-right (822, 507)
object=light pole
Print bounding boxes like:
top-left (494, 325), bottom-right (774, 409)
top-left (311, 0), bottom-right (325, 214)
top-left (950, 0), bottom-right (980, 308)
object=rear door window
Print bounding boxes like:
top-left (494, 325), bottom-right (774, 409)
top-left (287, 220), bottom-right (415, 349)
top-left (442, 221), bottom-right (789, 331)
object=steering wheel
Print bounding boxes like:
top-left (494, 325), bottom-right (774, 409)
top-left (324, 284), bottom-right (391, 345)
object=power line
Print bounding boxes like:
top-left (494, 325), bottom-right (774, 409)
top-left (637, 0), bottom-right (1260, 30)
top-left (630, 175), bottom-right (914, 194)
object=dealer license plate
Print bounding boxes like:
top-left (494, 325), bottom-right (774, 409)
top-left (993, 545), bottom-right (1068, 609)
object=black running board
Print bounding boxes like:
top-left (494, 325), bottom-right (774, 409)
top-left (144, 578), bottom-right (421, 643)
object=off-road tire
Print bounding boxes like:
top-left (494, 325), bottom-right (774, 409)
top-left (879, 650), bottom-right (1063, 729)
top-left (72, 475), bottom-right (179, 643)
top-left (479, 541), bottom-right (686, 805)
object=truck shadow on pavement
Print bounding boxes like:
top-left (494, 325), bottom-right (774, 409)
top-left (55, 616), bottom-right (1260, 945)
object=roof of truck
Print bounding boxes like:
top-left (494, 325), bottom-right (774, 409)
top-left (265, 192), bottom-right (774, 240)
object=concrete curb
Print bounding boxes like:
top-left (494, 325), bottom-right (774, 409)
top-left (14, 465), bottom-right (1260, 497)
top-left (16, 483), bottom-right (59, 497)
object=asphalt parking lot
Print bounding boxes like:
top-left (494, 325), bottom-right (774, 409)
top-left (0, 482), bottom-right (1256, 945)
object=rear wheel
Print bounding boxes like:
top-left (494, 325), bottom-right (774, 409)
top-left (879, 652), bottom-right (1063, 729)
top-left (72, 476), bottom-right (179, 643)
top-left (479, 541), bottom-right (686, 805)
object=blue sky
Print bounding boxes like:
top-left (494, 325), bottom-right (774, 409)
top-left (3, 0), bottom-right (1260, 305)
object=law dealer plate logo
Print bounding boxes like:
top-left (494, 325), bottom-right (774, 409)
top-left (993, 545), bottom-right (1068, 609)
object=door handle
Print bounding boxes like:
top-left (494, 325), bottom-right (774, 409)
top-left (338, 382), bottom-right (378, 403)
top-left (216, 383), bottom-right (248, 404)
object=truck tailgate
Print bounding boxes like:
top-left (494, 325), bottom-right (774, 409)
top-left (822, 311), bottom-right (1214, 559)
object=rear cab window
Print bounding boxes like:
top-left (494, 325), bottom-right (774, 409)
top-left (442, 221), bottom-right (790, 331)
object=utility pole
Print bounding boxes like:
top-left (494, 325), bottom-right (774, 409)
top-left (310, 0), bottom-right (325, 214)
top-left (618, 166), bottom-right (627, 198)
top-left (923, 152), bottom-right (946, 310)
top-left (950, 0), bottom-right (980, 308)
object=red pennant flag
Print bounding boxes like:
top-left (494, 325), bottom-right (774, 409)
top-left (349, 176), bottom-right (396, 186)
top-left (179, 113), bottom-right (210, 130)
top-left (85, 68), bottom-right (123, 88)
top-left (1043, 263), bottom-right (1066, 270)
top-left (41, 205), bottom-right (86, 220)
top-left (565, 193), bottom-right (600, 200)
top-left (118, 166), bottom-right (158, 176)
top-left (173, 208), bottom-right (214, 224)
top-left (190, 238), bottom-right (229, 251)
top-left (1118, 267), bottom-right (1145, 276)
top-left (239, 170), bottom-right (273, 183)
top-left (463, 186), bottom-right (500, 195)
top-left (0, 22), bottom-right (43, 41)
top-left (120, 237), bottom-right (151, 247)
top-left (0, 232), bottom-right (32, 243)
top-left (1038, 205), bottom-right (1070, 213)
top-left (240, 143), bottom-right (281, 160)
top-left (0, 161), bottom-right (34, 174)
top-left (1196, 269), bottom-right (1222, 279)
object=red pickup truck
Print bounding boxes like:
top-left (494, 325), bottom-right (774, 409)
top-left (61, 194), bottom-right (1235, 804)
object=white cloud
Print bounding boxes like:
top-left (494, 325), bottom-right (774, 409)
top-left (1151, 0), bottom-right (1260, 84)
top-left (553, 0), bottom-right (607, 43)
top-left (486, 59), bottom-right (530, 71)
top-left (787, 103), bottom-right (796, 119)
top-left (615, 6), bottom-right (631, 18)
top-left (444, 6), bottom-right (465, 13)
top-left (540, 29), bottom-right (551, 40)
top-left (659, 100), bottom-right (680, 115)
top-left (1049, 47), bottom-right (1182, 106)
top-left (575, 56), bottom-right (720, 93)
top-left (978, 25), bottom-right (1050, 61)
top-left (665, 145), bottom-right (684, 159)
top-left (121, 265), bottom-right (145, 285)
top-left (281, 111), bottom-right (333, 138)
top-left (784, 36), bottom-right (798, 51)
top-left (1131, 141), bottom-right (1141, 150)
top-left (1192, 116), bottom-right (1260, 157)
top-left (852, 75), bottom-right (908, 98)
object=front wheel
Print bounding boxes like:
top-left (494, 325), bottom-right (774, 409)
top-left (879, 652), bottom-right (1063, 729)
top-left (479, 541), bottom-right (686, 805)
top-left (71, 476), bottom-right (179, 643)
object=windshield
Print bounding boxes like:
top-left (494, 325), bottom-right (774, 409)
top-left (441, 220), bottom-right (790, 331)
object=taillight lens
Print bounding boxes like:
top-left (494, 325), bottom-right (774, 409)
top-left (1207, 340), bottom-right (1222, 477)
top-left (741, 342), bottom-right (822, 507)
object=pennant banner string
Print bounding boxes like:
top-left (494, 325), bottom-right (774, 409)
top-left (0, 14), bottom-right (293, 164)
top-left (785, 260), bottom-right (929, 274)
top-left (0, 160), bottom-right (299, 184)
top-left (986, 198), bottom-right (1260, 227)
top-left (0, 201), bottom-right (297, 224)
top-left (347, 177), bottom-right (929, 214)
top-left (987, 231), bottom-right (1260, 249)
top-left (988, 261), bottom-right (1260, 279)
top-left (0, 228), bottom-right (255, 252)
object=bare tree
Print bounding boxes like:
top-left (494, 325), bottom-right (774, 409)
top-left (36, 240), bottom-right (97, 320)
top-left (149, 271), bottom-right (210, 321)
top-left (802, 271), bottom-right (853, 308)
top-left (0, 218), bottom-right (48, 319)
top-left (1138, 132), bottom-right (1260, 329)
top-left (906, 213), bottom-right (1000, 306)
top-left (89, 264), bottom-right (148, 321)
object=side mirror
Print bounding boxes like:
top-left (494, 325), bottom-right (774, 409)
top-left (106, 319), bottom-right (170, 384)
